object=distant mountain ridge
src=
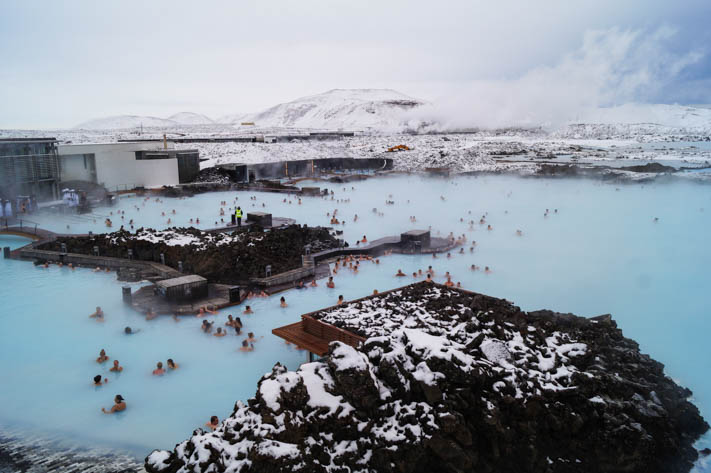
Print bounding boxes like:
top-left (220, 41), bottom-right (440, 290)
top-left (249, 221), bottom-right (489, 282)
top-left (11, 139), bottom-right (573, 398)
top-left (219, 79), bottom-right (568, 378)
top-left (72, 91), bottom-right (711, 136)
top-left (228, 89), bottom-right (426, 130)
top-left (74, 89), bottom-right (426, 131)
top-left (75, 112), bottom-right (214, 130)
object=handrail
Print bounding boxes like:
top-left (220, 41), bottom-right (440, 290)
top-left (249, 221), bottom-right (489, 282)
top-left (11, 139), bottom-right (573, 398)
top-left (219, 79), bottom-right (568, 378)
top-left (1, 217), bottom-right (41, 234)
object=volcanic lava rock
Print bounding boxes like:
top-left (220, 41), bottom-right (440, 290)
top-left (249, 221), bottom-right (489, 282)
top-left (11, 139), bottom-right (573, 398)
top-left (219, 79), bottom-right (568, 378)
top-left (619, 162), bottom-right (677, 173)
top-left (145, 283), bottom-right (707, 473)
top-left (40, 225), bottom-right (338, 284)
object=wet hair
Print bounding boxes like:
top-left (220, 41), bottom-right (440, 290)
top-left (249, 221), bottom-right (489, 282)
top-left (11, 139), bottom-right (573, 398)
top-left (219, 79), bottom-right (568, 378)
top-left (211, 416), bottom-right (218, 424)
top-left (124, 327), bottom-right (132, 334)
top-left (248, 332), bottom-right (254, 338)
top-left (157, 362), bottom-right (163, 369)
top-left (242, 340), bottom-right (249, 347)
top-left (93, 375), bottom-right (102, 384)
top-left (280, 296), bottom-right (285, 302)
top-left (115, 394), bottom-right (124, 402)
top-left (217, 327), bottom-right (222, 333)
top-left (167, 358), bottom-right (174, 367)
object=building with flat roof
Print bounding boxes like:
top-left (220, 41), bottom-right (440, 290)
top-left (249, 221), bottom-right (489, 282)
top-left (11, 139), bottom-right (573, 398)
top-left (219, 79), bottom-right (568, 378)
top-left (58, 142), bottom-right (199, 191)
top-left (0, 138), bottom-right (60, 202)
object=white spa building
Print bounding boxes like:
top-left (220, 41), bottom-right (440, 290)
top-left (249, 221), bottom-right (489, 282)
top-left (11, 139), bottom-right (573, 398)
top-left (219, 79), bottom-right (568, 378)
top-left (58, 142), bottom-right (200, 192)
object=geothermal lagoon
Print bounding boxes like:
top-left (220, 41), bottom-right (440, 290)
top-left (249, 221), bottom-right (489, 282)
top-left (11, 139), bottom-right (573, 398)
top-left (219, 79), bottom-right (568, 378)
top-left (1, 174), bottom-right (711, 469)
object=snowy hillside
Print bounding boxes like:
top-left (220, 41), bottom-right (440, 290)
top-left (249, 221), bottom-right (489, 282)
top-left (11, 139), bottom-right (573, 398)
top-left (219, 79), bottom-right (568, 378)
top-left (554, 104), bottom-right (711, 139)
top-left (231, 89), bottom-right (426, 131)
top-left (74, 115), bottom-right (179, 130)
top-left (167, 112), bottom-right (214, 125)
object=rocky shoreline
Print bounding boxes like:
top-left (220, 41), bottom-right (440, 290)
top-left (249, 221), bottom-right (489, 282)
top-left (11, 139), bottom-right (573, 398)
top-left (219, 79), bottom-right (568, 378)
top-left (145, 282), bottom-right (708, 473)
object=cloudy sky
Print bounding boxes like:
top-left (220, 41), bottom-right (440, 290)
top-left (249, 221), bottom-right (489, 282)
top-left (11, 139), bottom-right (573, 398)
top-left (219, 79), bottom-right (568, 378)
top-left (1, 0), bottom-right (710, 129)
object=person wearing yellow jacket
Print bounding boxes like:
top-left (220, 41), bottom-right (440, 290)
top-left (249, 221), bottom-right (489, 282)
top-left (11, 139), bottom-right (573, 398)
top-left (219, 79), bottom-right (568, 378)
top-left (235, 206), bottom-right (243, 226)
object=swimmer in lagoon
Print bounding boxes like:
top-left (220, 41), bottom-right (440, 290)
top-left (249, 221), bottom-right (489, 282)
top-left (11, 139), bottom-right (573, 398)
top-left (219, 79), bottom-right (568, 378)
top-left (240, 340), bottom-right (254, 352)
top-left (310, 279), bottom-right (318, 287)
top-left (247, 332), bottom-right (256, 342)
top-left (110, 360), bottom-right (123, 372)
top-left (243, 306), bottom-right (253, 315)
top-left (201, 320), bottom-right (213, 333)
top-left (214, 327), bottom-right (226, 337)
top-left (97, 349), bottom-right (109, 363)
top-left (167, 359), bottom-right (178, 370)
top-left (89, 306), bottom-right (104, 320)
top-left (124, 326), bottom-right (140, 335)
top-left (226, 315), bottom-right (236, 327)
top-left (205, 415), bottom-right (219, 431)
top-left (280, 297), bottom-right (288, 308)
top-left (373, 289), bottom-right (379, 295)
top-left (101, 395), bottom-right (126, 414)
top-left (337, 295), bottom-right (344, 305)
top-left (327, 277), bottom-right (335, 288)
top-left (153, 362), bottom-right (166, 376)
top-left (395, 269), bottom-right (406, 277)
top-left (93, 375), bottom-right (108, 386)
top-left (235, 317), bottom-right (243, 328)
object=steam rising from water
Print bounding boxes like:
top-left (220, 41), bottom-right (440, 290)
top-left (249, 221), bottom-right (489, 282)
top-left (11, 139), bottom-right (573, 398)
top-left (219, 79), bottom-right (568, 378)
top-left (407, 27), bottom-right (704, 130)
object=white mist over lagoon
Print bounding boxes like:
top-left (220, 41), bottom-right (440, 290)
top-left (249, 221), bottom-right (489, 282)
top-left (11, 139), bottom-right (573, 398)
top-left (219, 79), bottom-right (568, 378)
top-left (1, 174), bottom-right (710, 468)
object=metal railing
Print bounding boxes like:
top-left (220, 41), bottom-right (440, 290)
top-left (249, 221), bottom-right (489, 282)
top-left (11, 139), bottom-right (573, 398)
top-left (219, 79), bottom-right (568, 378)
top-left (1, 217), bottom-right (40, 235)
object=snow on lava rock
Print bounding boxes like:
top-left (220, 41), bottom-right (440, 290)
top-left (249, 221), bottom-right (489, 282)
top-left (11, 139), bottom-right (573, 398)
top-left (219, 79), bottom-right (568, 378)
top-left (146, 282), bottom-right (708, 473)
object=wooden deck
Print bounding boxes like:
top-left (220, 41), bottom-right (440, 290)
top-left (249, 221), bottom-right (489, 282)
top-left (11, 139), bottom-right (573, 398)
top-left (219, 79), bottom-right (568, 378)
top-left (272, 315), bottom-right (366, 358)
top-left (272, 322), bottom-right (332, 357)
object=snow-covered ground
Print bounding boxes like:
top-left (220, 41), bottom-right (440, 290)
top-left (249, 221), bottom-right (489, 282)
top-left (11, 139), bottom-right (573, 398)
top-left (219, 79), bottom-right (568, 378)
top-left (3, 88), bottom-right (710, 177)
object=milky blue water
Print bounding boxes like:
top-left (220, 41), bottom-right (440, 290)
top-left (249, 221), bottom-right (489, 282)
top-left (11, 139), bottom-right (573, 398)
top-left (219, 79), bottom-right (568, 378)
top-left (2, 174), bottom-right (711, 468)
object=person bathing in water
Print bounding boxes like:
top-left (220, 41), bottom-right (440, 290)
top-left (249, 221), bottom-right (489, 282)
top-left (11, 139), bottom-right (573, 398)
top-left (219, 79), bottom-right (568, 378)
top-left (110, 360), bottom-right (123, 372)
top-left (89, 306), bottom-right (104, 321)
top-left (101, 395), bottom-right (126, 414)
top-left (93, 375), bottom-right (108, 386)
top-left (101, 394), bottom-right (126, 414)
top-left (205, 415), bottom-right (219, 431)
top-left (97, 349), bottom-right (109, 363)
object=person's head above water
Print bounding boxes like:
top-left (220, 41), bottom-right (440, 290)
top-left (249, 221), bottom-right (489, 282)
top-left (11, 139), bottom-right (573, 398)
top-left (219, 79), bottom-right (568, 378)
top-left (93, 375), bottom-right (102, 384)
top-left (124, 326), bottom-right (132, 334)
top-left (115, 394), bottom-right (124, 403)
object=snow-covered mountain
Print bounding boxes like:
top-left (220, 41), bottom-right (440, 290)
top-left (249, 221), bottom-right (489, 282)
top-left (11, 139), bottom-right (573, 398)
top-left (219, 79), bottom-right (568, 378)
top-left (230, 89), bottom-right (426, 130)
top-left (217, 112), bottom-right (248, 124)
top-left (168, 112), bottom-right (214, 125)
top-left (553, 104), bottom-right (711, 140)
top-left (74, 115), bottom-right (180, 130)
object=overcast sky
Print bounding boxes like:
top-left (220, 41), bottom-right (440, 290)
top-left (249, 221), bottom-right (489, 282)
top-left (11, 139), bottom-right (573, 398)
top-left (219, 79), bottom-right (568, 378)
top-left (1, 0), bottom-right (710, 129)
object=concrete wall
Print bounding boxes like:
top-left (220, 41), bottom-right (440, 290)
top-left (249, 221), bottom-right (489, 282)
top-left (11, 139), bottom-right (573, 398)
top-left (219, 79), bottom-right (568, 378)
top-left (59, 154), bottom-right (95, 182)
top-left (59, 143), bottom-right (180, 190)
